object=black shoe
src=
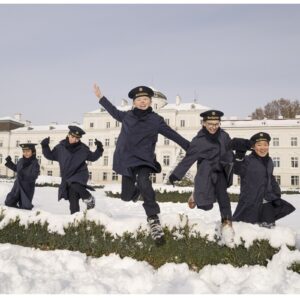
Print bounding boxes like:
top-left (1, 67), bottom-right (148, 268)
top-left (147, 215), bottom-right (165, 246)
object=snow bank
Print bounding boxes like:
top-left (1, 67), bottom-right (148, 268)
top-left (0, 243), bottom-right (299, 293)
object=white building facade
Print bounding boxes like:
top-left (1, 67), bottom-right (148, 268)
top-left (1, 91), bottom-right (300, 189)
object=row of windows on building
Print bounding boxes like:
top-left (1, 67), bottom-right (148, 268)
top-left (46, 170), bottom-right (300, 187)
top-left (88, 119), bottom-right (178, 129)
top-left (0, 150), bottom-right (173, 166)
top-left (1, 136), bottom-right (299, 150)
top-left (235, 175), bottom-right (300, 187)
top-left (0, 136), bottom-right (174, 148)
top-left (2, 154), bottom-right (300, 169)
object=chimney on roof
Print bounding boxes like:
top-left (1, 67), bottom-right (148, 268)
top-left (176, 95), bottom-right (181, 106)
top-left (121, 98), bottom-right (128, 106)
top-left (14, 113), bottom-right (22, 121)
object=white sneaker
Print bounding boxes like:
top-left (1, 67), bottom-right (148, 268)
top-left (221, 219), bottom-right (235, 247)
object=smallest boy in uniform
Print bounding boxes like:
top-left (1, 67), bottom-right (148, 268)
top-left (4, 143), bottom-right (40, 210)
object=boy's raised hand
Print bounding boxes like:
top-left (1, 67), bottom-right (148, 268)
top-left (41, 137), bottom-right (50, 147)
top-left (94, 83), bottom-right (103, 99)
top-left (5, 155), bottom-right (12, 163)
top-left (94, 139), bottom-right (104, 152)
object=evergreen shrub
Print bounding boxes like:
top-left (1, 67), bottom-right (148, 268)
top-left (1, 210), bottom-right (298, 272)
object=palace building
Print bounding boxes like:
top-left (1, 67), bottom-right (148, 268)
top-left (1, 89), bottom-right (300, 188)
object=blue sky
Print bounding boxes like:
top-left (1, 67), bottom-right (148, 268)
top-left (1, 4), bottom-right (300, 124)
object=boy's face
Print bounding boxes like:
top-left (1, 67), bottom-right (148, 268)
top-left (133, 96), bottom-right (152, 110)
top-left (68, 134), bottom-right (80, 144)
top-left (22, 149), bottom-right (33, 158)
top-left (253, 141), bottom-right (269, 157)
top-left (203, 121), bottom-right (220, 135)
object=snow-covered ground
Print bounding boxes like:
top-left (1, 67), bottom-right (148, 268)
top-left (0, 178), bottom-right (299, 293)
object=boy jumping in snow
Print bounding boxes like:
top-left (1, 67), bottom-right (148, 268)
top-left (41, 125), bottom-right (103, 214)
top-left (94, 84), bottom-right (190, 245)
top-left (169, 110), bottom-right (234, 243)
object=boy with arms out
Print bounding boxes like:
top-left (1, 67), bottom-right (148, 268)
top-left (41, 125), bottom-right (103, 214)
top-left (94, 84), bottom-right (190, 245)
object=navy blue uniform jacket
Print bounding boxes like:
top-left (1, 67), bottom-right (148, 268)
top-left (5, 157), bottom-right (40, 209)
top-left (42, 139), bottom-right (102, 200)
top-left (99, 96), bottom-right (190, 177)
top-left (233, 153), bottom-right (295, 223)
top-left (171, 128), bottom-right (233, 207)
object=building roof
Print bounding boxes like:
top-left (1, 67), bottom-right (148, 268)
top-left (221, 118), bottom-right (300, 128)
top-left (12, 124), bottom-right (77, 133)
top-left (0, 116), bottom-right (24, 124)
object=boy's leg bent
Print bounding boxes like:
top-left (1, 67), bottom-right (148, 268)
top-left (69, 183), bottom-right (91, 200)
top-left (121, 172), bottom-right (140, 202)
top-left (5, 190), bottom-right (20, 208)
top-left (215, 172), bottom-right (232, 221)
top-left (136, 167), bottom-right (160, 217)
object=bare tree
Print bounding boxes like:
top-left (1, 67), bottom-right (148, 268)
top-left (251, 107), bottom-right (264, 119)
top-left (251, 98), bottom-right (300, 119)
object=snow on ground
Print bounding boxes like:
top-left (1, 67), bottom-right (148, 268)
top-left (0, 179), bottom-right (299, 293)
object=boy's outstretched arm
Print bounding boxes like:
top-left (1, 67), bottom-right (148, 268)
top-left (41, 137), bottom-right (58, 161)
top-left (158, 120), bottom-right (190, 151)
top-left (87, 139), bottom-right (104, 162)
top-left (94, 83), bottom-right (126, 122)
top-left (5, 156), bottom-right (17, 172)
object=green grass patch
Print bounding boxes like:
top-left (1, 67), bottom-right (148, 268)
top-left (0, 210), bottom-right (290, 272)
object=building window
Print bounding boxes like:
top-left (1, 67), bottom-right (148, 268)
top-left (87, 161), bottom-right (92, 166)
top-left (47, 170), bottom-right (53, 176)
top-left (103, 156), bottom-right (108, 166)
top-left (274, 175), bottom-right (281, 185)
top-left (237, 176), bottom-right (241, 185)
top-left (88, 172), bottom-right (92, 180)
top-left (150, 173), bottom-right (156, 183)
top-left (273, 157), bottom-right (280, 168)
top-left (114, 137), bottom-right (118, 146)
top-left (0, 140), bottom-right (3, 147)
top-left (48, 160), bottom-right (53, 165)
top-left (0, 154), bottom-right (2, 164)
top-left (112, 172), bottom-right (118, 181)
top-left (105, 139), bottom-right (110, 146)
top-left (115, 121), bottom-right (120, 127)
top-left (291, 157), bottom-right (298, 168)
top-left (273, 138), bottom-right (279, 147)
top-left (164, 137), bottom-right (170, 145)
top-left (103, 172), bottom-right (107, 181)
top-left (90, 122), bottom-right (94, 128)
top-left (291, 137), bottom-right (298, 147)
top-left (89, 139), bottom-right (93, 147)
top-left (16, 140), bottom-right (20, 147)
top-left (27, 140), bottom-right (31, 143)
top-left (162, 173), bottom-right (166, 181)
top-left (106, 122), bottom-right (110, 129)
top-left (291, 176), bottom-right (299, 187)
top-left (37, 156), bottom-right (41, 164)
top-left (154, 104), bottom-right (158, 109)
top-left (180, 120), bottom-right (185, 127)
top-left (14, 156), bottom-right (19, 164)
top-left (163, 155), bottom-right (170, 166)
top-left (165, 118), bottom-right (170, 125)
